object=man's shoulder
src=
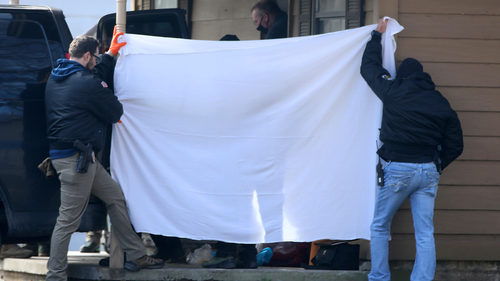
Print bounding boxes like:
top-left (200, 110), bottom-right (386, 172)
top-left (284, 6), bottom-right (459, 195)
top-left (77, 71), bottom-right (108, 88)
top-left (267, 13), bottom-right (288, 39)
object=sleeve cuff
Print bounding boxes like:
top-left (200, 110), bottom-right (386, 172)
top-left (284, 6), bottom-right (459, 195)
top-left (371, 30), bottom-right (382, 39)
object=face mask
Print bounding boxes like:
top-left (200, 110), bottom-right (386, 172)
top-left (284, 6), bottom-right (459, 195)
top-left (257, 25), bottom-right (268, 34)
top-left (256, 14), bottom-right (268, 34)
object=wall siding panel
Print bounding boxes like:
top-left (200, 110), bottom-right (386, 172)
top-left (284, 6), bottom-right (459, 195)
top-left (439, 87), bottom-right (500, 112)
top-left (398, 14), bottom-right (500, 39)
top-left (398, 38), bottom-right (500, 64)
top-left (418, 63), bottom-right (500, 88)
top-left (460, 137), bottom-right (500, 161)
top-left (458, 112), bottom-right (500, 137)
top-left (399, 0), bottom-right (500, 15)
top-left (393, 210), bottom-right (500, 234)
top-left (390, 234), bottom-right (500, 260)
top-left (440, 161), bottom-right (500, 186)
top-left (399, 185), bottom-right (500, 210)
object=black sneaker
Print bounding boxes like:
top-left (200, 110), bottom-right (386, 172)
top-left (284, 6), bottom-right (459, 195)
top-left (201, 256), bottom-right (236, 269)
top-left (124, 255), bottom-right (165, 272)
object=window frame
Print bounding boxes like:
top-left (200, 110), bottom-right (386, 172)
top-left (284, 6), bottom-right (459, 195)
top-left (298, 0), bottom-right (364, 36)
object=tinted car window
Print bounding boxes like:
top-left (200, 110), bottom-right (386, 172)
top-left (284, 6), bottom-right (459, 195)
top-left (100, 13), bottom-right (184, 51)
top-left (0, 18), bottom-right (63, 101)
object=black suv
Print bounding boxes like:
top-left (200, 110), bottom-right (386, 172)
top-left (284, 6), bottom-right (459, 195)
top-left (0, 5), bottom-right (189, 245)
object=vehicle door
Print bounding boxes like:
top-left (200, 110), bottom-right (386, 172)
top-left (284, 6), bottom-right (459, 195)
top-left (0, 11), bottom-right (63, 241)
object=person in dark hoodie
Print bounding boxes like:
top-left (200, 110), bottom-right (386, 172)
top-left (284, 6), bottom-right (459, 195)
top-left (361, 18), bottom-right (463, 281)
top-left (251, 0), bottom-right (287, 39)
top-left (44, 27), bottom-right (165, 281)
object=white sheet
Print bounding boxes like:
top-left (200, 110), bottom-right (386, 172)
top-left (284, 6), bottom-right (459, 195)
top-left (111, 19), bottom-right (404, 243)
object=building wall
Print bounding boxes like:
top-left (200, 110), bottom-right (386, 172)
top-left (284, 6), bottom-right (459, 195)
top-left (190, 0), bottom-right (260, 40)
top-left (388, 0), bottom-right (500, 261)
top-left (1, 0), bottom-right (129, 37)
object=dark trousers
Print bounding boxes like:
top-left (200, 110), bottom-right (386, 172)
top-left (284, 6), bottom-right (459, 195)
top-left (215, 242), bottom-right (257, 262)
top-left (150, 234), bottom-right (183, 255)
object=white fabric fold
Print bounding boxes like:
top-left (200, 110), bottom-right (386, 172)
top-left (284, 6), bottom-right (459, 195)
top-left (111, 18), bottom-right (404, 243)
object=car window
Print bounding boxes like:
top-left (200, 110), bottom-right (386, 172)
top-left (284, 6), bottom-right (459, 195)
top-left (0, 18), bottom-right (62, 102)
top-left (100, 13), bottom-right (183, 52)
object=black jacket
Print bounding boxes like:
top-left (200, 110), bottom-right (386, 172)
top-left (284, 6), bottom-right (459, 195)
top-left (266, 11), bottom-right (287, 39)
top-left (45, 54), bottom-right (122, 152)
top-left (361, 33), bottom-right (463, 170)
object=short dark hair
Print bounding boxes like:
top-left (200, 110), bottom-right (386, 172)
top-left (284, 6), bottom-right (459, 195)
top-left (69, 35), bottom-right (101, 58)
top-left (219, 34), bottom-right (240, 41)
top-left (251, 0), bottom-right (282, 16)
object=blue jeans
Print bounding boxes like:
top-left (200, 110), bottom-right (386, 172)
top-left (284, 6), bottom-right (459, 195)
top-left (368, 162), bottom-right (440, 281)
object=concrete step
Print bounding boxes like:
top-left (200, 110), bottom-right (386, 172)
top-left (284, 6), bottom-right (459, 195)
top-left (4, 252), bottom-right (500, 281)
top-left (0, 252), bottom-right (369, 281)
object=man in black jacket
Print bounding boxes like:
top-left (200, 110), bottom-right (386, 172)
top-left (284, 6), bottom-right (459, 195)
top-left (45, 28), bottom-right (164, 280)
top-left (361, 19), bottom-right (463, 281)
top-left (251, 0), bottom-right (287, 39)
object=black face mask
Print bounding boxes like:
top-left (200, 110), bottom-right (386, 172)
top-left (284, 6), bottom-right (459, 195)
top-left (256, 24), bottom-right (268, 34)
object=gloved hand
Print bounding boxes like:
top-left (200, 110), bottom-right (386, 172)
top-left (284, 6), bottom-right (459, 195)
top-left (108, 25), bottom-right (126, 56)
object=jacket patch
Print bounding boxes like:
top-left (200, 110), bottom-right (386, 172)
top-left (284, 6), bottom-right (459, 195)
top-left (101, 81), bottom-right (108, 88)
top-left (382, 74), bottom-right (393, 80)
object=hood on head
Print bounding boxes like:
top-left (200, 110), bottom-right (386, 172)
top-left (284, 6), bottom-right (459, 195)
top-left (51, 59), bottom-right (88, 82)
top-left (397, 58), bottom-right (423, 79)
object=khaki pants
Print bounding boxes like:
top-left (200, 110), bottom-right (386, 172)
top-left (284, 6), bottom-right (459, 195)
top-left (46, 154), bottom-right (146, 281)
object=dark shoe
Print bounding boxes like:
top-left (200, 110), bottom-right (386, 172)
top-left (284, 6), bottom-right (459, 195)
top-left (201, 256), bottom-right (236, 269)
top-left (80, 241), bottom-right (100, 253)
top-left (235, 258), bottom-right (258, 269)
top-left (99, 255), bottom-right (128, 267)
top-left (0, 244), bottom-right (34, 258)
top-left (124, 255), bottom-right (165, 272)
top-left (20, 244), bottom-right (38, 256)
top-left (153, 248), bottom-right (186, 263)
top-left (99, 257), bottom-right (110, 267)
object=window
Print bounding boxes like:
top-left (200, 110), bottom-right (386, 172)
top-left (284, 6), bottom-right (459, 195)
top-left (154, 0), bottom-right (177, 8)
top-left (315, 0), bottom-right (346, 34)
top-left (133, 0), bottom-right (192, 37)
top-left (299, 0), bottom-right (364, 36)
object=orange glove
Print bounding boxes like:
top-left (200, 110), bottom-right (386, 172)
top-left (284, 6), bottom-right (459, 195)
top-left (109, 25), bottom-right (126, 56)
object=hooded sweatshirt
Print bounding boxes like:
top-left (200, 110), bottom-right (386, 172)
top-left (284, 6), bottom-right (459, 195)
top-left (45, 57), bottom-right (123, 159)
top-left (360, 32), bottom-right (463, 170)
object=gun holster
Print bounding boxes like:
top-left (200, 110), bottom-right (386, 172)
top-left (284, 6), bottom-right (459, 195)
top-left (74, 140), bottom-right (93, 173)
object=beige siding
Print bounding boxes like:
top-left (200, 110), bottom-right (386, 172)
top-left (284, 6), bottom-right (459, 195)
top-left (398, 38), bottom-right (500, 64)
top-left (461, 137), bottom-right (500, 160)
top-left (439, 161), bottom-right (500, 186)
top-left (398, 14), bottom-right (500, 39)
top-left (391, 0), bottom-right (500, 260)
top-left (391, 234), bottom-right (500, 260)
top-left (439, 87), bottom-right (500, 112)
top-left (399, 0), bottom-right (500, 15)
top-left (400, 186), bottom-right (500, 210)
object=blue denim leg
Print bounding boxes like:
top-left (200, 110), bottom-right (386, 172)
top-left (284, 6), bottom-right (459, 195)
top-left (409, 165), bottom-right (439, 281)
top-left (369, 162), bottom-right (417, 281)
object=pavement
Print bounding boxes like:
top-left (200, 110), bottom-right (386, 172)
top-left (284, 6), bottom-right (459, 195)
top-left (0, 251), bottom-right (370, 281)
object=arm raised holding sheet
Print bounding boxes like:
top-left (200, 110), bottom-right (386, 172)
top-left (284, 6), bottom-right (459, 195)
top-left (361, 16), bottom-right (463, 281)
